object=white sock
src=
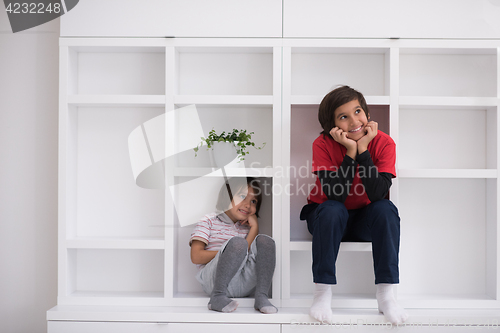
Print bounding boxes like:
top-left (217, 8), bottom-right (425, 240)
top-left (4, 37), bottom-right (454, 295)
top-left (309, 283), bottom-right (333, 323)
top-left (376, 284), bottom-right (409, 325)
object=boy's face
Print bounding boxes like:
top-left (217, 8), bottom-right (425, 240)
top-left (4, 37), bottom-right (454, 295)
top-left (225, 186), bottom-right (257, 222)
top-left (333, 99), bottom-right (369, 142)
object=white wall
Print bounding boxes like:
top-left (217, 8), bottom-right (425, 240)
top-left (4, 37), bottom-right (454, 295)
top-left (0, 10), bottom-right (58, 333)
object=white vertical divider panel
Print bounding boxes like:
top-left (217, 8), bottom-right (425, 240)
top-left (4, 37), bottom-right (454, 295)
top-left (389, 46), bottom-right (400, 207)
top-left (58, 45), bottom-right (70, 302)
top-left (495, 47), bottom-right (500, 301)
top-left (272, 45), bottom-right (283, 305)
top-left (486, 105), bottom-right (498, 302)
top-left (165, 45), bottom-right (176, 301)
top-left (485, 48), bottom-right (498, 302)
top-left (497, 47), bottom-right (500, 301)
top-left (281, 46), bottom-right (292, 302)
top-left (388, 45), bottom-right (400, 301)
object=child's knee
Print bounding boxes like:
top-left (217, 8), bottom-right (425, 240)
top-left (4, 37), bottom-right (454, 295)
top-left (314, 200), bottom-right (349, 229)
top-left (371, 200), bottom-right (399, 216)
top-left (225, 237), bottom-right (248, 254)
top-left (370, 200), bottom-right (400, 228)
top-left (317, 200), bottom-right (348, 219)
top-left (255, 234), bottom-right (275, 252)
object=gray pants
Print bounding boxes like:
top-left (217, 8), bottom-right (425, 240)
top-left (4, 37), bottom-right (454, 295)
top-left (196, 234), bottom-right (273, 298)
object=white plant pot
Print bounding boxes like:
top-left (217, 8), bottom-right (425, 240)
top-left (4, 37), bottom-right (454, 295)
top-left (211, 141), bottom-right (244, 169)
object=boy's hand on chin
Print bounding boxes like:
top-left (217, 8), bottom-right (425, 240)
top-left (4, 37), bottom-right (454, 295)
top-left (242, 214), bottom-right (258, 228)
top-left (357, 121), bottom-right (378, 153)
top-left (330, 127), bottom-right (357, 151)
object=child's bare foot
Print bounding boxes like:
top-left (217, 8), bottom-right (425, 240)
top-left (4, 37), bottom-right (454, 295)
top-left (376, 284), bottom-right (409, 325)
top-left (309, 283), bottom-right (333, 323)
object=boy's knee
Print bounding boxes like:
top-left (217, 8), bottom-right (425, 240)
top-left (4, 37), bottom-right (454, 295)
top-left (308, 201), bottom-right (348, 235)
top-left (371, 199), bottom-right (399, 215)
top-left (317, 200), bottom-right (348, 219)
top-left (370, 200), bottom-right (400, 227)
top-left (255, 234), bottom-right (275, 251)
top-left (225, 237), bottom-right (248, 253)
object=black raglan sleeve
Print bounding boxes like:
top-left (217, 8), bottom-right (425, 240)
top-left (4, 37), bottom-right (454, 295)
top-left (356, 150), bottom-right (392, 202)
top-left (316, 154), bottom-right (358, 203)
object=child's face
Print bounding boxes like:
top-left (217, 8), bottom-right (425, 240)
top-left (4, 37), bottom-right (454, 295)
top-left (333, 99), bottom-right (369, 142)
top-left (225, 185), bottom-right (258, 222)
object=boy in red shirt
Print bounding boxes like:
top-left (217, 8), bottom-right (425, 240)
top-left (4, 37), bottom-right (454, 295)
top-left (300, 86), bottom-right (408, 325)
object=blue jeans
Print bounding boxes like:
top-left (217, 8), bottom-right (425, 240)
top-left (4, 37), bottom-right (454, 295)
top-left (306, 199), bottom-right (400, 285)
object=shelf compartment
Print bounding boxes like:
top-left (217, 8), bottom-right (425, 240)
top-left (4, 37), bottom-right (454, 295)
top-left (177, 47), bottom-right (273, 96)
top-left (175, 105), bottom-right (273, 169)
top-left (400, 48), bottom-right (497, 97)
top-left (289, 251), bottom-right (377, 303)
top-left (398, 178), bottom-right (497, 302)
top-left (291, 47), bottom-right (389, 97)
top-left (66, 249), bottom-right (164, 298)
top-left (68, 46), bottom-right (165, 95)
top-left (64, 106), bottom-right (166, 239)
top-left (173, 177), bottom-right (274, 296)
top-left (289, 104), bottom-right (390, 242)
top-left (399, 106), bottom-right (497, 170)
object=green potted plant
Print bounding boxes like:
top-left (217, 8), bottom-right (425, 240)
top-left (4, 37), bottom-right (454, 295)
top-left (194, 128), bottom-right (265, 166)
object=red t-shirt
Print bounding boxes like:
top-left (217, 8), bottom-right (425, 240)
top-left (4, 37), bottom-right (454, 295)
top-left (307, 130), bottom-right (396, 210)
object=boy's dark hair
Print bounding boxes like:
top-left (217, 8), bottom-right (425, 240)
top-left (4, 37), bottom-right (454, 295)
top-left (318, 85), bottom-right (370, 139)
top-left (216, 177), bottom-right (263, 217)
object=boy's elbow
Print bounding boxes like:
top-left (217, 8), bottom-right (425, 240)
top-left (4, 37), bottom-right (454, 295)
top-left (190, 252), bottom-right (201, 265)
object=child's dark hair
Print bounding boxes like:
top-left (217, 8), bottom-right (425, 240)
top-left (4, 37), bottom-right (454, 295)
top-left (216, 177), bottom-right (263, 217)
top-left (318, 85), bottom-right (370, 139)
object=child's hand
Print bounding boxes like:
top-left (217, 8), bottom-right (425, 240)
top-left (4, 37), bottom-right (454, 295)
top-left (357, 121), bottom-right (378, 153)
top-left (242, 214), bottom-right (259, 229)
top-left (330, 127), bottom-right (357, 159)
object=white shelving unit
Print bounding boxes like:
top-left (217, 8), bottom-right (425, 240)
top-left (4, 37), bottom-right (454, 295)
top-left (281, 39), bottom-right (500, 310)
top-left (51, 36), bottom-right (500, 330)
top-left (58, 38), bottom-right (282, 307)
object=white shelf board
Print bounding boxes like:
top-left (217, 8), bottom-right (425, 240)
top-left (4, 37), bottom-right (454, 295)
top-left (67, 95), bottom-right (166, 106)
top-left (398, 169), bottom-right (497, 179)
top-left (60, 38), bottom-right (167, 48)
top-left (66, 238), bottom-right (165, 250)
top-left (283, 294), bottom-right (377, 309)
top-left (289, 241), bottom-right (372, 252)
top-left (171, 38), bottom-right (279, 48)
top-left (68, 291), bottom-right (164, 298)
top-left (398, 294), bottom-right (499, 309)
top-left (172, 292), bottom-right (258, 307)
top-left (173, 167), bottom-right (274, 177)
top-left (173, 95), bottom-right (274, 105)
top-left (58, 292), bottom-right (166, 306)
top-left (400, 96), bottom-right (498, 108)
top-left (46, 305), bottom-right (500, 325)
top-left (283, 38), bottom-right (396, 49)
top-left (291, 95), bottom-right (389, 105)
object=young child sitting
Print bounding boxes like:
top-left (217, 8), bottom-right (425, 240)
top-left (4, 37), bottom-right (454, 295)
top-left (190, 177), bottom-right (277, 314)
top-left (300, 85), bottom-right (408, 325)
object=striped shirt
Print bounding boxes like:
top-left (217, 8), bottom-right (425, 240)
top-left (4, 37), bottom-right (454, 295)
top-left (189, 212), bottom-right (250, 253)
